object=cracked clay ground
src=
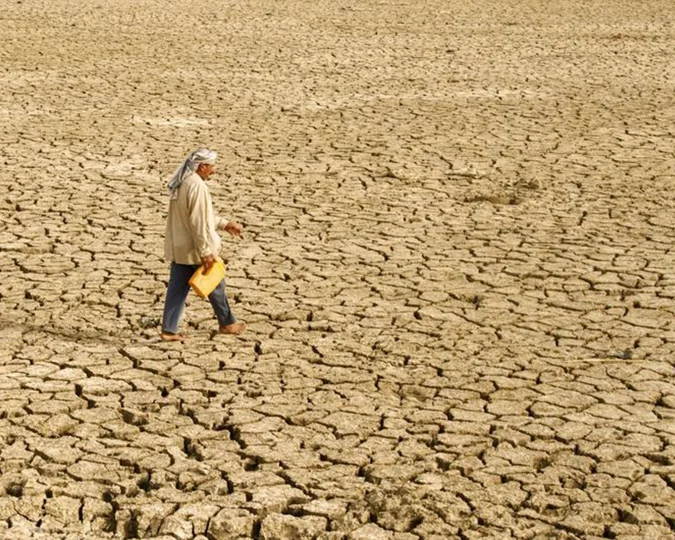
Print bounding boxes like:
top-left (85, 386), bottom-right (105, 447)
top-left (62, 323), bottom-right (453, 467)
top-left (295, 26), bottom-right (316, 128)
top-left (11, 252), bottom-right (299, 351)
top-left (1, 0), bottom-right (675, 539)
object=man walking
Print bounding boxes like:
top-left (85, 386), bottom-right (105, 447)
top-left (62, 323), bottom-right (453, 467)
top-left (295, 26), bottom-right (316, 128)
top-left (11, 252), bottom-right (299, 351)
top-left (160, 148), bottom-right (246, 341)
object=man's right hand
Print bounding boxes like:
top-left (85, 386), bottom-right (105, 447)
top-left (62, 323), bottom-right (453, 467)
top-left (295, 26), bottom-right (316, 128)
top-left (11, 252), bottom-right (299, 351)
top-left (201, 254), bottom-right (217, 272)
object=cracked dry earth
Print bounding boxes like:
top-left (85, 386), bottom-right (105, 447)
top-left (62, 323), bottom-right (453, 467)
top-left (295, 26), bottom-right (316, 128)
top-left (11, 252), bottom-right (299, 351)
top-left (1, 0), bottom-right (675, 539)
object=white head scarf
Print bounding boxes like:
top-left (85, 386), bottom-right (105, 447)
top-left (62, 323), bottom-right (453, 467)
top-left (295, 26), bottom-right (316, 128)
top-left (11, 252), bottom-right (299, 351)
top-left (167, 148), bottom-right (217, 199)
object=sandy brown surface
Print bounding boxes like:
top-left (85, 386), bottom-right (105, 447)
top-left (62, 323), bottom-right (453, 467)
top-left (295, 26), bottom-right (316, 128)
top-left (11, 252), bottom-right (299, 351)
top-left (1, 0), bottom-right (675, 538)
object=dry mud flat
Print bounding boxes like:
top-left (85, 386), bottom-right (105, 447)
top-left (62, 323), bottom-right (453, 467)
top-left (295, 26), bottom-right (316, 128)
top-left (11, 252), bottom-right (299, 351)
top-left (1, 0), bottom-right (675, 539)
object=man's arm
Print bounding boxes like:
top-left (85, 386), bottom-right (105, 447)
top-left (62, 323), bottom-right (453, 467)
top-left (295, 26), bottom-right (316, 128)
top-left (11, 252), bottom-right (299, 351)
top-left (217, 216), bottom-right (243, 238)
top-left (187, 182), bottom-right (216, 268)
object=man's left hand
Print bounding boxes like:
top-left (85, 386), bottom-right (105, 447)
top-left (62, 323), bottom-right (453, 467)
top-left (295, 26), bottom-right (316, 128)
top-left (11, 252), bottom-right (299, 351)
top-left (223, 221), bottom-right (243, 238)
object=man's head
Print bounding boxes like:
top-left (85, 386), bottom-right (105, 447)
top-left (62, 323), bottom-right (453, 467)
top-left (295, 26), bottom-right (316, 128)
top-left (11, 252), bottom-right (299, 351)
top-left (196, 162), bottom-right (216, 179)
top-left (192, 148), bottom-right (217, 179)
top-left (167, 148), bottom-right (218, 198)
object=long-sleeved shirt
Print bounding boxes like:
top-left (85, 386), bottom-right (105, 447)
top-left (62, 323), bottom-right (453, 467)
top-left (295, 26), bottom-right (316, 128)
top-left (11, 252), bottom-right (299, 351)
top-left (164, 172), bottom-right (224, 265)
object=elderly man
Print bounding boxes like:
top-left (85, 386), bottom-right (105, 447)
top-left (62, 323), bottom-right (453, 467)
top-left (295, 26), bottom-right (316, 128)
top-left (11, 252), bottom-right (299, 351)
top-left (160, 148), bottom-right (246, 341)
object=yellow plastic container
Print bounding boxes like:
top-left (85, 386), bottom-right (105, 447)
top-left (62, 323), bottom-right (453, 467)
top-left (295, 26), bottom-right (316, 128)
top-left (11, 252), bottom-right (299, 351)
top-left (189, 257), bottom-right (226, 298)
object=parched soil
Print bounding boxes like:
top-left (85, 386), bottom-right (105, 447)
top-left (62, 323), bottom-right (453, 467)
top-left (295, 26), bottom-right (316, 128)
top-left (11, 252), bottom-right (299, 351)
top-left (1, 0), bottom-right (674, 539)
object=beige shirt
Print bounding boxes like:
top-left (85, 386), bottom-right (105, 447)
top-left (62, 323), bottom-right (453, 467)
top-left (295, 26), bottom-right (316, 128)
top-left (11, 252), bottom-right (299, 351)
top-left (164, 172), bottom-right (223, 265)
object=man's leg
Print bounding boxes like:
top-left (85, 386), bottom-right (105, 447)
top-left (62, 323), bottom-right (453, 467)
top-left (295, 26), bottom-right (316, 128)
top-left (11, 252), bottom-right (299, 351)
top-left (161, 262), bottom-right (195, 339)
top-left (208, 279), bottom-right (246, 334)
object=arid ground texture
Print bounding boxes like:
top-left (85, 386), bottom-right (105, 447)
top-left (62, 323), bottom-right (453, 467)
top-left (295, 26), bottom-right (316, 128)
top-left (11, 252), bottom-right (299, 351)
top-left (1, 0), bottom-right (675, 539)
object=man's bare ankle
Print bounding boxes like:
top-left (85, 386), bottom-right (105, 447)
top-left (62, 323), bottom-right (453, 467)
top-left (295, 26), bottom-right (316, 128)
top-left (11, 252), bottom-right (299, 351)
top-left (219, 322), bottom-right (247, 335)
top-left (160, 332), bottom-right (187, 342)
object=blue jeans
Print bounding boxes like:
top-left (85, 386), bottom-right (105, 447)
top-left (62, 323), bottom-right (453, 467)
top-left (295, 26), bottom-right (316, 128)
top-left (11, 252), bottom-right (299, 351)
top-left (161, 262), bottom-right (236, 334)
